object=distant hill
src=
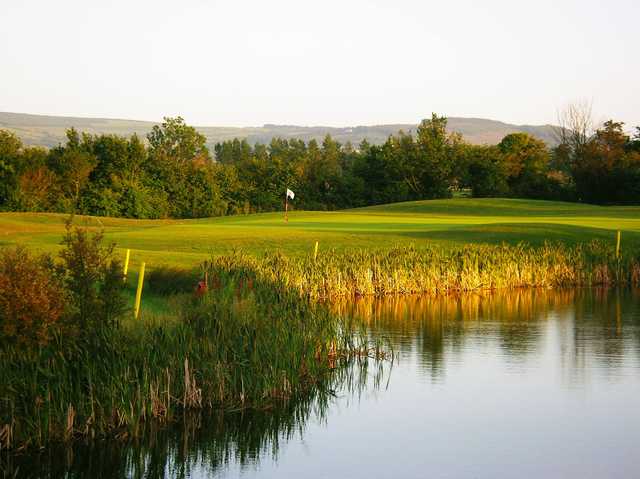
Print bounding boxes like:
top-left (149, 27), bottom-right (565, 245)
top-left (0, 111), bottom-right (558, 150)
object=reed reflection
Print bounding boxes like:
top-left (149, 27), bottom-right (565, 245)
top-left (334, 288), bottom-right (640, 383)
top-left (3, 355), bottom-right (390, 479)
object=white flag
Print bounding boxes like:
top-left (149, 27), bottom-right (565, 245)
top-left (286, 188), bottom-right (295, 200)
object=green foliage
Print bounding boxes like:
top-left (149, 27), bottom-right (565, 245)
top-left (59, 223), bottom-right (127, 334)
top-left (566, 120), bottom-right (640, 204)
top-left (462, 145), bottom-right (509, 197)
top-left (2, 114), bottom-right (639, 219)
top-left (148, 116), bottom-right (210, 164)
top-left (119, 178), bottom-right (170, 218)
top-left (0, 223), bottom-right (127, 351)
top-left (414, 114), bottom-right (460, 198)
top-left (0, 130), bottom-right (23, 208)
top-left (498, 133), bottom-right (551, 198)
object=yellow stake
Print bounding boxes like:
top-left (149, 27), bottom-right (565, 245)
top-left (123, 249), bottom-right (131, 281)
top-left (616, 231), bottom-right (621, 259)
top-left (134, 262), bottom-right (146, 319)
top-left (313, 241), bottom-right (319, 262)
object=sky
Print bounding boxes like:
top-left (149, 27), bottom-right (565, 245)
top-left (1, 0), bottom-right (638, 128)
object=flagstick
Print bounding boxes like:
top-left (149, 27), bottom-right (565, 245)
top-left (285, 191), bottom-right (289, 222)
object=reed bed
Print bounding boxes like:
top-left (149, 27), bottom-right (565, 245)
top-left (0, 272), bottom-right (377, 451)
top-left (204, 242), bottom-right (640, 300)
top-left (4, 351), bottom-right (391, 478)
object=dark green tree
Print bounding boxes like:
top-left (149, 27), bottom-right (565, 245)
top-left (0, 130), bottom-right (22, 208)
top-left (498, 133), bottom-right (551, 198)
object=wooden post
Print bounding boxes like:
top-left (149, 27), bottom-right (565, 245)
top-left (313, 241), bottom-right (319, 262)
top-left (134, 262), bottom-right (146, 319)
top-left (616, 231), bottom-right (621, 259)
top-left (123, 249), bottom-right (131, 282)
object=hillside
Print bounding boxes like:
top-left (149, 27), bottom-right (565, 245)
top-left (0, 111), bottom-right (558, 149)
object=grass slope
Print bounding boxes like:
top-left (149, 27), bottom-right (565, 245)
top-left (1, 199), bottom-right (639, 272)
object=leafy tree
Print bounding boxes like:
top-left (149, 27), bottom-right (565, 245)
top-left (3, 110), bottom-right (639, 218)
top-left (46, 130), bottom-right (96, 211)
top-left (147, 117), bottom-right (215, 217)
top-left (148, 117), bottom-right (210, 164)
top-left (414, 114), bottom-right (461, 198)
top-left (498, 133), bottom-right (551, 198)
top-left (625, 127), bottom-right (640, 154)
top-left (572, 121), bottom-right (640, 204)
top-left (16, 165), bottom-right (56, 211)
top-left (0, 130), bottom-right (22, 208)
top-left (465, 145), bottom-right (509, 197)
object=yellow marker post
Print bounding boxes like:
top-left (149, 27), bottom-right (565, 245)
top-left (616, 231), bottom-right (621, 259)
top-left (123, 249), bottom-right (131, 281)
top-left (313, 241), bottom-right (319, 262)
top-left (134, 262), bottom-right (146, 319)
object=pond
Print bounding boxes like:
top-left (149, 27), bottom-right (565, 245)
top-left (6, 288), bottom-right (640, 478)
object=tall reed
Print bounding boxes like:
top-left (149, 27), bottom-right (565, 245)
top-left (0, 269), bottom-right (375, 451)
top-left (204, 242), bottom-right (640, 300)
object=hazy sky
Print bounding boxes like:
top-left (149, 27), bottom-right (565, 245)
top-left (1, 0), bottom-right (638, 127)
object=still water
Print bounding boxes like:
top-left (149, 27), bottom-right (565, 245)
top-left (7, 288), bottom-right (640, 478)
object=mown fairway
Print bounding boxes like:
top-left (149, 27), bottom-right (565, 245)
top-left (1, 198), bottom-right (640, 270)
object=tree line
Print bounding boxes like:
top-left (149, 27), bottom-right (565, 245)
top-left (1, 112), bottom-right (639, 218)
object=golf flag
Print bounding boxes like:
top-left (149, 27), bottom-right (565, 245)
top-left (284, 188), bottom-right (294, 222)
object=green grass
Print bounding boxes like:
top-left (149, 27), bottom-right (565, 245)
top-left (2, 199), bottom-right (639, 271)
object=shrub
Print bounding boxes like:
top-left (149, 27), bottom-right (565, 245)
top-left (59, 222), bottom-right (127, 335)
top-left (0, 247), bottom-right (66, 348)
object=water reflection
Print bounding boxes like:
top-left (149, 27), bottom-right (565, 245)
top-left (3, 354), bottom-right (388, 479)
top-left (4, 288), bottom-right (640, 478)
top-left (6, 407), bottom-right (314, 479)
top-left (335, 288), bottom-right (640, 385)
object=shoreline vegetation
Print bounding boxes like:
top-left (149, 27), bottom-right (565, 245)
top-left (207, 243), bottom-right (640, 299)
top-left (1, 222), bottom-right (639, 451)
top-left (0, 226), bottom-right (385, 452)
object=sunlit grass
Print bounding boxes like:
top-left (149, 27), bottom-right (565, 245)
top-left (2, 199), bottom-right (639, 270)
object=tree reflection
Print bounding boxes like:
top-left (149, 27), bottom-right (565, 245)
top-left (334, 288), bottom-right (640, 383)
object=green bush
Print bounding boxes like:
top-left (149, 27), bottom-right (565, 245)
top-left (59, 223), bottom-right (128, 335)
top-left (0, 223), bottom-right (128, 350)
